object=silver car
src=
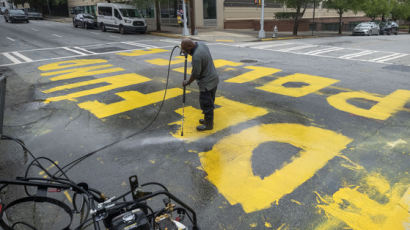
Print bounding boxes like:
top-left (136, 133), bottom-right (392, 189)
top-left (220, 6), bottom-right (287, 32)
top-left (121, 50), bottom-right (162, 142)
top-left (352, 22), bottom-right (380, 36)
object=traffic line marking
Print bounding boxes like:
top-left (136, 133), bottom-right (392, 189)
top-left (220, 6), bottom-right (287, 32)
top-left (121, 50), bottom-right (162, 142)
top-left (339, 51), bottom-right (376, 59)
top-left (63, 47), bottom-right (87, 55)
top-left (31, 28), bottom-right (39, 31)
top-left (372, 53), bottom-right (408, 63)
top-left (52, 34), bottom-right (62, 38)
top-left (2, 53), bottom-right (21, 64)
top-left (277, 45), bottom-right (318, 52)
top-left (304, 47), bottom-right (344, 55)
top-left (73, 46), bottom-right (96, 54)
top-left (6, 37), bottom-right (15, 42)
top-left (11, 51), bottom-right (33, 62)
top-left (122, 42), bottom-right (157, 49)
top-left (252, 42), bottom-right (293, 50)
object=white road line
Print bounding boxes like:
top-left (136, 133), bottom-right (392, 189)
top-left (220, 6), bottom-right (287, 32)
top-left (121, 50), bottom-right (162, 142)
top-left (370, 53), bottom-right (405, 62)
top-left (31, 28), bottom-right (39, 32)
top-left (252, 42), bottom-right (293, 49)
top-left (2, 53), bottom-right (21, 64)
top-left (52, 34), bottom-right (62, 38)
top-left (11, 52), bottom-right (33, 62)
top-left (6, 37), bottom-right (15, 42)
top-left (62, 47), bottom-right (87, 55)
top-left (304, 47), bottom-right (344, 55)
top-left (0, 45), bottom-right (174, 67)
top-left (123, 42), bottom-right (157, 49)
top-left (339, 51), bottom-right (375, 59)
top-left (73, 46), bottom-right (96, 54)
top-left (277, 45), bottom-right (318, 52)
top-left (375, 53), bottom-right (408, 63)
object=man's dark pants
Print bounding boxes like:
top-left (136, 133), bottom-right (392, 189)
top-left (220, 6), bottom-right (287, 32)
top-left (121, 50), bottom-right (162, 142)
top-left (199, 86), bottom-right (217, 123)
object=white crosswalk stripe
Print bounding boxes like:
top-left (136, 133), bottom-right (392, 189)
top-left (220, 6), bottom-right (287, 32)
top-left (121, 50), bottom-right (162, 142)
top-left (3, 53), bottom-right (22, 64)
top-left (304, 47), bottom-right (344, 55)
top-left (340, 51), bottom-right (376, 59)
top-left (123, 42), bottom-right (158, 49)
top-left (219, 41), bottom-right (408, 66)
top-left (11, 52), bottom-right (33, 62)
top-left (277, 45), bottom-right (318, 52)
top-left (62, 47), bottom-right (87, 55)
top-left (73, 47), bottom-right (96, 54)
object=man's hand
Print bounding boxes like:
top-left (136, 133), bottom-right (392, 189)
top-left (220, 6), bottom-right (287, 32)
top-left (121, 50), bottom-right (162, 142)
top-left (183, 80), bottom-right (190, 87)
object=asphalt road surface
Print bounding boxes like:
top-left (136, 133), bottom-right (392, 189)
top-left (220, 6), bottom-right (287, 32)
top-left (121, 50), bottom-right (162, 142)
top-left (1, 18), bottom-right (409, 230)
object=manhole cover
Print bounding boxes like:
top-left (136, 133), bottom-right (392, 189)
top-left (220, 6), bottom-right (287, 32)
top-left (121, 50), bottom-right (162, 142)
top-left (240, 59), bottom-right (257, 63)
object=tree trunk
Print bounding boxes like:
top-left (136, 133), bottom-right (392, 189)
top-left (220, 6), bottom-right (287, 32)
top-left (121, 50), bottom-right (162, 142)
top-left (293, 6), bottom-right (301, 36)
top-left (155, 0), bottom-right (161, 32)
top-left (338, 11), bottom-right (343, 35)
top-left (47, 0), bottom-right (52, 16)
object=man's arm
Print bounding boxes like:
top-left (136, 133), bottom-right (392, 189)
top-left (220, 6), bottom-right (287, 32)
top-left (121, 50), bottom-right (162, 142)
top-left (183, 56), bottom-right (201, 86)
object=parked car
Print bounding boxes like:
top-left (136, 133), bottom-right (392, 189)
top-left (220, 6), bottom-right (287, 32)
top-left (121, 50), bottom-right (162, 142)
top-left (3, 9), bottom-right (29, 23)
top-left (73, 13), bottom-right (97, 29)
top-left (352, 22), bottom-right (379, 36)
top-left (379, 21), bottom-right (399, 35)
top-left (0, 7), bottom-right (7, 15)
top-left (24, 8), bottom-right (43, 20)
top-left (97, 3), bottom-right (147, 34)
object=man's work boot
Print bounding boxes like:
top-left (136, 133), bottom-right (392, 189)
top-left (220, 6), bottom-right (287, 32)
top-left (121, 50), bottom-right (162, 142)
top-left (197, 119), bottom-right (213, 131)
top-left (199, 119), bottom-right (205, 124)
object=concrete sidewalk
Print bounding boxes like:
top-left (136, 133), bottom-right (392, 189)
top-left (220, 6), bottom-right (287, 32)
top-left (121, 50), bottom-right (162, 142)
top-left (150, 26), bottom-right (355, 42)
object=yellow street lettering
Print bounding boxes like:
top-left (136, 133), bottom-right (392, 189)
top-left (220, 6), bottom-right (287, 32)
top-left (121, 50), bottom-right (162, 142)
top-left (116, 48), bottom-right (168, 56)
top-left (225, 66), bottom-right (281, 84)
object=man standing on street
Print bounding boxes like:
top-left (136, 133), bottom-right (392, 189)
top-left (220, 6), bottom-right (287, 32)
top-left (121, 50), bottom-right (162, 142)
top-left (181, 39), bottom-right (219, 131)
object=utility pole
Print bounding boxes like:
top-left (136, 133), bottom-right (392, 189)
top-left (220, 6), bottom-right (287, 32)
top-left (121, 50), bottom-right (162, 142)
top-left (312, 0), bottom-right (316, 36)
top-left (182, 0), bottom-right (190, 36)
top-left (258, 0), bottom-right (265, 39)
top-left (189, 0), bottom-right (196, 35)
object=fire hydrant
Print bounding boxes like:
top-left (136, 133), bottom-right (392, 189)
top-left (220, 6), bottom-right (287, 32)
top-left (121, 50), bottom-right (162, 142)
top-left (272, 25), bottom-right (278, 38)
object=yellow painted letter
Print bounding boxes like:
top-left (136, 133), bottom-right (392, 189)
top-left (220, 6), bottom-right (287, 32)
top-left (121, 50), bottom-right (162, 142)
top-left (327, 89), bottom-right (410, 120)
top-left (42, 73), bottom-right (151, 103)
top-left (199, 123), bottom-right (352, 213)
top-left (225, 66), bottom-right (281, 84)
top-left (38, 59), bottom-right (108, 71)
top-left (78, 88), bottom-right (186, 118)
top-left (169, 96), bottom-right (268, 142)
top-left (116, 48), bottom-right (168, 57)
top-left (256, 73), bottom-right (339, 97)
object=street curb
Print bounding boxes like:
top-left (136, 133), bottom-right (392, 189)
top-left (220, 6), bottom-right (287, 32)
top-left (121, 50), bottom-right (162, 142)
top-left (149, 32), bottom-right (205, 42)
top-left (260, 35), bottom-right (319, 41)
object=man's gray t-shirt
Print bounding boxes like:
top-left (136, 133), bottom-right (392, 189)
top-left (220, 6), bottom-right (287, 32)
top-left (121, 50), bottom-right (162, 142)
top-left (191, 42), bottom-right (219, 92)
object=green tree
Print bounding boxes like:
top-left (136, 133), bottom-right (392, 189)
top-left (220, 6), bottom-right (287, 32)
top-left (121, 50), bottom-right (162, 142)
top-left (360, 0), bottom-right (392, 20)
top-left (323, 0), bottom-right (361, 34)
top-left (276, 0), bottom-right (316, 35)
top-left (391, 0), bottom-right (410, 32)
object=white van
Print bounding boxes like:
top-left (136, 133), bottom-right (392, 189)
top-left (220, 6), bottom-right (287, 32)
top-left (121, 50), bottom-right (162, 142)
top-left (97, 3), bottom-right (147, 34)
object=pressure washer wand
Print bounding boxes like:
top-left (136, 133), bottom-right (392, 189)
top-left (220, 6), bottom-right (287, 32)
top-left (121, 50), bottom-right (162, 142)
top-left (181, 52), bottom-right (188, 136)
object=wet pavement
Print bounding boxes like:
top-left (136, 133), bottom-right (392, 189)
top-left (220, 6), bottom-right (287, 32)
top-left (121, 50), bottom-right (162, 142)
top-left (0, 18), bottom-right (410, 229)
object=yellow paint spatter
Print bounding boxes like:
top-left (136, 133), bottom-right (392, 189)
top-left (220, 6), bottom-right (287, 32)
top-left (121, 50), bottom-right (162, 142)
top-left (169, 96), bottom-right (268, 142)
top-left (365, 172), bottom-right (391, 195)
top-left (41, 64), bottom-right (124, 81)
top-left (145, 56), bottom-right (192, 66)
top-left (43, 73), bottom-right (151, 104)
top-left (225, 66), bottom-right (281, 84)
top-left (314, 217), bottom-right (346, 230)
top-left (64, 191), bottom-right (73, 203)
top-left (224, 68), bottom-right (236, 71)
top-left (386, 139), bottom-right (407, 148)
top-left (116, 48), bottom-right (168, 56)
top-left (257, 73), bottom-right (339, 97)
top-left (150, 160), bottom-right (155, 164)
top-left (265, 222), bottom-right (272, 228)
top-left (317, 182), bottom-right (410, 230)
top-left (199, 123), bottom-right (352, 213)
top-left (249, 223), bottom-right (257, 228)
top-left (277, 223), bottom-right (288, 230)
top-left (290, 199), bottom-right (303, 205)
top-left (336, 155), bottom-right (364, 171)
top-left (79, 88), bottom-right (187, 118)
top-left (327, 89), bottom-right (410, 120)
top-left (38, 59), bottom-right (108, 71)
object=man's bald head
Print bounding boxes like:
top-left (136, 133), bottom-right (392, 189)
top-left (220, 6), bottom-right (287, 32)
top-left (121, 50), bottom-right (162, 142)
top-left (181, 39), bottom-right (196, 55)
